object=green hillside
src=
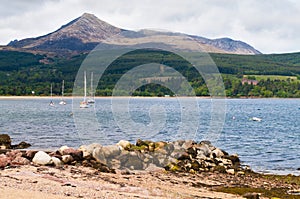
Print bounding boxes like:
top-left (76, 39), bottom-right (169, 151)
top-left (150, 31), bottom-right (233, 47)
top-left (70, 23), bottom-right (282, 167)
top-left (0, 50), bottom-right (299, 97)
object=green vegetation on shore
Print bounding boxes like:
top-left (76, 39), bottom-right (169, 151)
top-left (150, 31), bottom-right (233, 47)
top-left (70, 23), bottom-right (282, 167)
top-left (0, 50), bottom-right (300, 97)
top-left (216, 172), bottom-right (300, 199)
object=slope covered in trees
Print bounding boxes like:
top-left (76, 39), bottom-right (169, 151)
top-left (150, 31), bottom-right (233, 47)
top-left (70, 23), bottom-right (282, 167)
top-left (0, 50), bottom-right (299, 97)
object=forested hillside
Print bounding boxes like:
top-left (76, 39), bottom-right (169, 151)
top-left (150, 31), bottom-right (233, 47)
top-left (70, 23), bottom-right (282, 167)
top-left (0, 50), bottom-right (299, 97)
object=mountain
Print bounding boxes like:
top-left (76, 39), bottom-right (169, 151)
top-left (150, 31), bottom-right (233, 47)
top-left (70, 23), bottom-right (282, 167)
top-left (7, 13), bottom-right (260, 55)
top-left (8, 13), bottom-right (123, 52)
top-left (192, 36), bottom-right (261, 55)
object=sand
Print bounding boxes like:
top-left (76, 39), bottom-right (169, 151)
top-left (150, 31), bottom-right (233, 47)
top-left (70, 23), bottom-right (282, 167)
top-left (0, 165), bottom-right (247, 199)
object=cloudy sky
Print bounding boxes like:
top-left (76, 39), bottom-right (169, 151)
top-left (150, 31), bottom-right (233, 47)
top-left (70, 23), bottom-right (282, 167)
top-left (0, 0), bottom-right (299, 54)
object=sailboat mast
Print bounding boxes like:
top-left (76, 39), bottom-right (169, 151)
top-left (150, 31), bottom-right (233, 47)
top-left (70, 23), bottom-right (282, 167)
top-left (51, 83), bottom-right (53, 98)
top-left (91, 72), bottom-right (93, 98)
top-left (62, 80), bottom-right (64, 97)
top-left (84, 71), bottom-right (87, 101)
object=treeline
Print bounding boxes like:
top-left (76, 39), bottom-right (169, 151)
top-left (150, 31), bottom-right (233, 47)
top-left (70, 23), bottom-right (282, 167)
top-left (223, 77), bottom-right (300, 98)
top-left (0, 50), bottom-right (300, 97)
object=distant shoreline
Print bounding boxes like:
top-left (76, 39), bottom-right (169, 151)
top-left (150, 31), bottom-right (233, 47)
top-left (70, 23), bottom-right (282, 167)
top-left (0, 96), bottom-right (299, 100)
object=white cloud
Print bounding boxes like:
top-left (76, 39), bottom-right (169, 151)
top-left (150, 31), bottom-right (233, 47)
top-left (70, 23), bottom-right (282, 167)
top-left (0, 0), bottom-right (300, 53)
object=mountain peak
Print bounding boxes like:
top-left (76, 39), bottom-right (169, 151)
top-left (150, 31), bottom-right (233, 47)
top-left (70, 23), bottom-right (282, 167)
top-left (80, 13), bottom-right (97, 19)
top-left (8, 13), bottom-right (260, 55)
top-left (8, 13), bottom-right (122, 51)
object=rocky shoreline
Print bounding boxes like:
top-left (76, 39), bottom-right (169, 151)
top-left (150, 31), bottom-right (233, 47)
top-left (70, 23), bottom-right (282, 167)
top-left (1, 134), bottom-right (300, 198)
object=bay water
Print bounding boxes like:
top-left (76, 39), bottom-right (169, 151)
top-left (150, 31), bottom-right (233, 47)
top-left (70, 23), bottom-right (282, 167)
top-left (0, 97), bottom-right (299, 175)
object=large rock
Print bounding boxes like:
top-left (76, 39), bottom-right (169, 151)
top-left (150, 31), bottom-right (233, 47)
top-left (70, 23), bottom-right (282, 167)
top-left (79, 143), bottom-right (102, 158)
top-left (102, 145), bottom-right (121, 159)
top-left (181, 140), bottom-right (196, 149)
top-left (61, 155), bottom-right (74, 164)
top-left (32, 151), bottom-right (52, 165)
top-left (60, 147), bottom-right (83, 161)
top-left (92, 147), bottom-right (106, 165)
top-left (11, 141), bottom-right (31, 149)
top-left (59, 146), bottom-right (69, 154)
top-left (11, 156), bottom-right (30, 165)
top-left (6, 150), bottom-right (22, 159)
top-left (0, 134), bottom-right (11, 149)
top-left (51, 157), bottom-right (63, 167)
top-left (196, 142), bottom-right (211, 157)
top-left (0, 154), bottom-right (11, 168)
top-left (117, 140), bottom-right (131, 150)
top-left (92, 145), bottom-right (121, 166)
top-left (211, 148), bottom-right (225, 158)
top-left (24, 150), bottom-right (38, 160)
top-left (120, 151), bottom-right (144, 170)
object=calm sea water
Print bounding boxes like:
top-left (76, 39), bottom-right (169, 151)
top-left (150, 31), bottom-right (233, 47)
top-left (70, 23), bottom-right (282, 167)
top-left (0, 97), bottom-right (299, 175)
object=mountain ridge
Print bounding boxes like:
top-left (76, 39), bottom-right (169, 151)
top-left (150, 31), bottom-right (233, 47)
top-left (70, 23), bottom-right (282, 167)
top-left (7, 13), bottom-right (261, 55)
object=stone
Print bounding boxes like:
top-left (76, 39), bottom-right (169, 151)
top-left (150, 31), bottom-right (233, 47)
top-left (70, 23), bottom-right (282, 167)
top-left (11, 156), bottom-right (30, 165)
top-left (59, 146), bottom-right (70, 154)
top-left (117, 140), bottom-right (131, 150)
top-left (32, 151), bottom-right (53, 165)
top-left (226, 168), bottom-right (235, 175)
top-left (0, 134), bottom-right (11, 149)
top-left (6, 150), bottom-right (22, 159)
top-left (211, 148), bottom-right (225, 158)
top-left (154, 153), bottom-right (169, 167)
top-left (79, 143), bottom-right (102, 158)
top-left (0, 154), bottom-right (11, 168)
top-left (52, 157), bottom-right (63, 166)
top-left (154, 147), bottom-right (168, 156)
top-left (154, 141), bottom-right (167, 150)
top-left (11, 141), bottom-right (31, 149)
top-left (196, 151), bottom-right (207, 160)
top-left (172, 140), bottom-right (185, 148)
top-left (61, 155), bottom-right (74, 164)
top-left (24, 150), bottom-right (37, 160)
top-left (148, 142), bottom-right (155, 152)
top-left (181, 140), bottom-right (196, 149)
top-left (187, 147), bottom-right (197, 158)
top-left (220, 158), bottom-right (233, 166)
top-left (136, 139), bottom-right (148, 147)
top-left (102, 145), bottom-right (121, 159)
top-left (120, 151), bottom-right (144, 170)
top-left (199, 140), bottom-right (215, 150)
top-left (195, 143), bottom-right (211, 157)
top-left (61, 148), bottom-right (83, 161)
top-left (164, 143), bottom-right (175, 154)
top-left (226, 154), bottom-right (240, 166)
top-left (176, 151), bottom-right (190, 160)
top-left (237, 171), bottom-right (245, 175)
top-left (92, 147), bottom-right (106, 165)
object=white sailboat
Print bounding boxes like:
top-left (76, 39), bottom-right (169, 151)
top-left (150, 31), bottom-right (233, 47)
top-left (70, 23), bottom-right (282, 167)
top-left (49, 83), bottom-right (55, 106)
top-left (80, 71), bottom-right (89, 108)
top-left (87, 72), bottom-right (95, 104)
top-left (59, 80), bottom-right (66, 105)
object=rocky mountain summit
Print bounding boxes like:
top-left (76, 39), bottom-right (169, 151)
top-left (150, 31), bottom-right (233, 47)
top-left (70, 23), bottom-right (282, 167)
top-left (8, 13), bottom-right (122, 52)
top-left (7, 13), bottom-right (260, 55)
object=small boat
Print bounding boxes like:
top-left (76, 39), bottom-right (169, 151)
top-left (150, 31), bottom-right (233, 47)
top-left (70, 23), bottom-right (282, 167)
top-left (250, 117), bottom-right (262, 122)
top-left (80, 71), bottom-right (89, 108)
top-left (59, 80), bottom-right (66, 105)
top-left (49, 83), bottom-right (55, 106)
top-left (87, 72), bottom-right (95, 104)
